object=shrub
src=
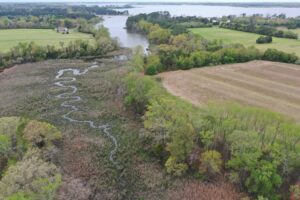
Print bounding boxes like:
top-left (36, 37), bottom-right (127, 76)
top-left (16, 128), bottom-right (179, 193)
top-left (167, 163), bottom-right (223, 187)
top-left (256, 36), bottom-right (272, 44)
top-left (143, 92), bottom-right (197, 162)
top-left (0, 135), bottom-right (11, 158)
top-left (283, 31), bottom-right (298, 39)
top-left (0, 117), bottom-right (27, 173)
top-left (165, 156), bottom-right (188, 176)
top-left (6, 192), bottom-right (31, 200)
top-left (145, 65), bottom-right (158, 75)
top-left (199, 150), bottom-right (223, 176)
top-left (131, 46), bottom-right (145, 72)
top-left (0, 117), bottom-right (23, 139)
top-left (22, 120), bottom-right (62, 149)
top-left (245, 160), bottom-right (282, 199)
top-left (124, 73), bottom-right (160, 114)
top-left (263, 48), bottom-right (298, 63)
top-left (0, 149), bottom-right (61, 200)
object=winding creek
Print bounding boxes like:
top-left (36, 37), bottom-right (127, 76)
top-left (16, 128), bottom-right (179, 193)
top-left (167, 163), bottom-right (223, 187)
top-left (54, 62), bottom-right (118, 165)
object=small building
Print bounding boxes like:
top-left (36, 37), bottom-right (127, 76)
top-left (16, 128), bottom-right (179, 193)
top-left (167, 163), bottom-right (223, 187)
top-left (56, 27), bottom-right (69, 34)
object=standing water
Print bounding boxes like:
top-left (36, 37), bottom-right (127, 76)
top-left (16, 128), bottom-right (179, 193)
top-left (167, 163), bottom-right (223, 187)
top-left (98, 15), bottom-right (149, 52)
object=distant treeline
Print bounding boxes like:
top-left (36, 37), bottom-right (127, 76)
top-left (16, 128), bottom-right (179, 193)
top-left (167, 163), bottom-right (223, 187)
top-left (126, 11), bottom-right (214, 35)
top-left (192, 2), bottom-right (300, 8)
top-left (0, 4), bottom-right (128, 19)
top-left (220, 23), bottom-right (298, 39)
top-left (0, 27), bottom-right (119, 71)
top-left (0, 15), bottom-right (101, 31)
top-left (127, 13), bottom-right (299, 75)
top-left (0, 4), bottom-right (130, 33)
top-left (133, 2), bottom-right (300, 8)
top-left (127, 12), bottom-right (299, 39)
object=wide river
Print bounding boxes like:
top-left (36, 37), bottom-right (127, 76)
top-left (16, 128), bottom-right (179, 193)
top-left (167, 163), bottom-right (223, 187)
top-left (96, 3), bottom-right (300, 51)
top-left (100, 15), bottom-right (149, 52)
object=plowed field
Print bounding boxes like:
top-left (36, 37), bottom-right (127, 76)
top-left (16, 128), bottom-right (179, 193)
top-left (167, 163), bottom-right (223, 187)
top-left (159, 61), bottom-right (300, 122)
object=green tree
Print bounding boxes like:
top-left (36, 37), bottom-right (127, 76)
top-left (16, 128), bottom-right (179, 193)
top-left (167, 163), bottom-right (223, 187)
top-left (131, 46), bottom-right (144, 72)
top-left (199, 150), bottom-right (223, 176)
top-left (245, 160), bottom-right (282, 199)
top-left (148, 26), bottom-right (171, 44)
top-left (165, 156), bottom-right (188, 176)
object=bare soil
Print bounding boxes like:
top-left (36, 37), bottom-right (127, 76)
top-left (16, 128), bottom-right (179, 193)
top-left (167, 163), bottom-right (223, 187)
top-left (159, 60), bottom-right (300, 123)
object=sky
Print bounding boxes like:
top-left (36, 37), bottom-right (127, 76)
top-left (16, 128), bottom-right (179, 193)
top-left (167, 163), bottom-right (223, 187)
top-left (0, 0), bottom-right (300, 2)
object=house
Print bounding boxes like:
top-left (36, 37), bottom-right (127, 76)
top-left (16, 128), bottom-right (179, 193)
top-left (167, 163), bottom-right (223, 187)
top-left (56, 27), bottom-right (69, 34)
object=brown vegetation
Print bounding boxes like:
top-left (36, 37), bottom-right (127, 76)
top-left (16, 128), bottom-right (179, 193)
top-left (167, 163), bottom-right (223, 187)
top-left (166, 180), bottom-right (245, 200)
top-left (0, 51), bottom-right (170, 199)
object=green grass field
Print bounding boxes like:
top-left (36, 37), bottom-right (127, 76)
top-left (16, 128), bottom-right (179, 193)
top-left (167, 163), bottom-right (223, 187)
top-left (290, 28), bottom-right (300, 36)
top-left (190, 27), bottom-right (300, 56)
top-left (0, 29), bottom-right (94, 52)
top-left (277, 27), bottom-right (300, 36)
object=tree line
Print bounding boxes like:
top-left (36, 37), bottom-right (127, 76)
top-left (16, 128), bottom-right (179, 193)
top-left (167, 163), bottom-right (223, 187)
top-left (0, 15), bottom-right (101, 31)
top-left (0, 4), bottom-right (128, 19)
top-left (220, 22), bottom-right (298, 39)
top-left (127, 12), bottom-right (300, 39)
top-left (0, 26), bottom-right (119, 71)
top-left (224, 14), bottom-right (300, 30)
top-left (124, 71), bottom-right (300, 199)
top-left (126, 11), bottom-right (214, 35)
top-left (126, 17), bottom-right (299, 75)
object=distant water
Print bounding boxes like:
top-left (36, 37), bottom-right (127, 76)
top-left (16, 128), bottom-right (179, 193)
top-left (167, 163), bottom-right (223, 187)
top-left (112, 4), bottom-right (300, 18)
top-left (98, 15), bottom-right (149, 52)
top-left (94, 3), bottom-right (300, 51)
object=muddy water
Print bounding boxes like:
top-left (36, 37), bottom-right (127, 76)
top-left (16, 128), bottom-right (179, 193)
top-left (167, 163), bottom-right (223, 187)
top-left (54, 62), bottom-right (118, 165)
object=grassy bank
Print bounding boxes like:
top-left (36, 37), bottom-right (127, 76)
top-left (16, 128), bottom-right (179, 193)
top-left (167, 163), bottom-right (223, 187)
top-left (190, 27), bottom-right (300, 56)
top-left (0, 29), bottom-right (94, 52)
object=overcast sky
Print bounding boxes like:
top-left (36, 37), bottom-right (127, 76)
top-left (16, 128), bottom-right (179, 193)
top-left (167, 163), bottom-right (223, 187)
top-left (1, 0), bottom-right (300, 2)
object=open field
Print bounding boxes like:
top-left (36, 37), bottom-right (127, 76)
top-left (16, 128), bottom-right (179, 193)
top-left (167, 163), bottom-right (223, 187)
top-left (277, 27), bottom-right (300, 36)
top-left (159, 60), bottom-right (300, 123)
top-left (0, 29), bottom-right (94, 52)
top-left (190, 27), bottom-right (300, 56)
top-left (292, 28), bottom-right (300, 35)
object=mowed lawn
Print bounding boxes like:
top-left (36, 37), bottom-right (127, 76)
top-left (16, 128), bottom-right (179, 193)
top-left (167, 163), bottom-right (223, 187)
top-left (0, 29), bottom-right (94, 52)
top-left (190, 27), bottom-right (300, 56)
